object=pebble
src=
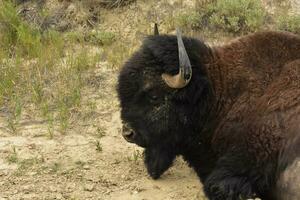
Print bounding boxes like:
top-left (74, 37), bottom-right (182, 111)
top-left (23, 185), bottom-right (31, 193)
top-left (83, 165), bottom-right (90, 170)
top-left (49, 186), bottom-right (57, 192)
top-left (66, 183), bottom-right (76, 192)
top-left (55, 193), bottom-right (64, 200)
top-left (132, 190), bottom-right (139, 195)
top-left (0, 171), bottom-right (8, 176)
top-left (28, 172), bottom-right (37, 176)
top-left (84, 184), bottom-right (95, 192)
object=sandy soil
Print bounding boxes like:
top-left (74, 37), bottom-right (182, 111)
top-left (0, 63), bottom-right (206, 200)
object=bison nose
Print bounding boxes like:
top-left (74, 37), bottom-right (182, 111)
top-left (122, 124), bottom-right (136, 143)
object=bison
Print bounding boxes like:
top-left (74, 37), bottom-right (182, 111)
top-left (117, 27), bottom-right (300, 200)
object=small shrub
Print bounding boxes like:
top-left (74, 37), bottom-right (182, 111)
top-left (174, 12), bottom-right (202, 30)
top-left (173, 0), bottom-right (266, 34)
top-left (276, 14), bottom-right (300, 34)
top-left (204, 0), bottom-right (266, 33)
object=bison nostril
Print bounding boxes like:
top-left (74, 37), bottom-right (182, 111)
top-left (122, 123), bottom-right (138, 143)
top-left (122, 131), bottom-right (136, 143)
top-left (122, 128), bottom-right (136, 142)
top-left (123, 131), bottom-right (134, 137)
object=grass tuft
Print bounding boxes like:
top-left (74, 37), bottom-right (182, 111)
top-left (7, 146), bottom-right (18, 163)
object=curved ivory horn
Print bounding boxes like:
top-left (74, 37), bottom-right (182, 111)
top-left (161, 28), bottom-right (192, 88)
top-left (154, 23), bottom-right (159, 35)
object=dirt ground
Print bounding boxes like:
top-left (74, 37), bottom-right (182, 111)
top-left (0, 62), bottom-right (205, 200)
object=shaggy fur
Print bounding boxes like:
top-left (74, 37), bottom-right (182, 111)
top-left (274, 130), bottom-right (300, 200)
top-left (117, 31), bottom-right (300, 200)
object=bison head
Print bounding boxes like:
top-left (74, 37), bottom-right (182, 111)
top-left (117, 28), bottom-right (213, 179)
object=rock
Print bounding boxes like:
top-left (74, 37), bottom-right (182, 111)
top-left (28, 172), bottom-right (37, 176)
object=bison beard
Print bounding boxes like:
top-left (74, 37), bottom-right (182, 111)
top-left (117, 31), bottom-right (300, 200)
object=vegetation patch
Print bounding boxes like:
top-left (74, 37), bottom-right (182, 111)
top-left (276, 14), bottom-right (300, 34)
top-left (84, 30), bottom-right (116, 46)
top-left (173, 0), bottom-right (267, 34)
top-left (0, 1), bottom-right (102, 134)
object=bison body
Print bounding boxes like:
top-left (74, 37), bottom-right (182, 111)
top-left (117, 31), bottom-right (300, 199)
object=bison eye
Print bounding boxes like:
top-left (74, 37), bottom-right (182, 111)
top-left (148, 94), bottom-right (159, 103)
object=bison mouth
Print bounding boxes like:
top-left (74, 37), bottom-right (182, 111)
top-left (122, 123), bottom-right (147, 147)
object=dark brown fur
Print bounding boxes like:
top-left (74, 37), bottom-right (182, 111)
top-left (274, 127), bottom-right (300, 200)
top-left (203, 32), bottom-right (300, 158)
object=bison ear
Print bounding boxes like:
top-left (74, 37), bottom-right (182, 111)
top-left (154, 23), bottom-right (159, 35)
top-left (161, 28), bottom-right (192, 89)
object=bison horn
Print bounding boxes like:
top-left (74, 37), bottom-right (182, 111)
top-left (161, 28), bottom-right (192, 88)
top-left (154, 23), bottom-right (159, 35)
